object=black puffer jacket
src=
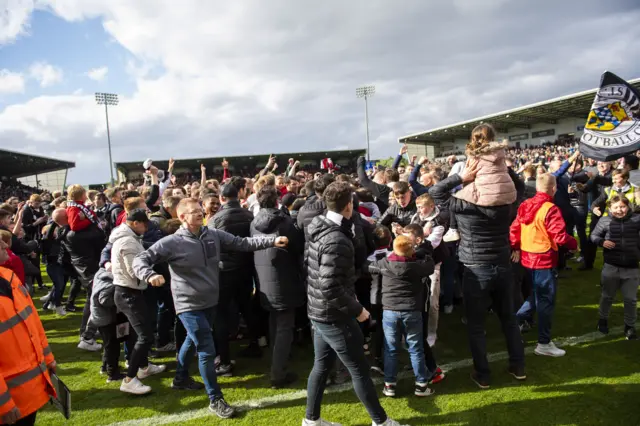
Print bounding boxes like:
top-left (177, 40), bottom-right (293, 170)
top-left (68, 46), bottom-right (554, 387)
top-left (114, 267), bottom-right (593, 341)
top-left (368, 254), bottom-right (434, 312)
top-left (104, 203), bottom-right (123, 236)
top-left (297, 195), bottom-right (326, 235)
top-left (21, 205), bottom-right (45, 241)
top-left (379, 199), bottom-right (417, 229)
top-left (208, 200), bottom-right (254, 271)
top-left (590, 213), bottom-right (640, 268)
top-left (430, 173), bottom-right (516, 266)
top-left (251, 208), bottom-right (305, 311)
top-left (306, 215), bottom-right (363, 323)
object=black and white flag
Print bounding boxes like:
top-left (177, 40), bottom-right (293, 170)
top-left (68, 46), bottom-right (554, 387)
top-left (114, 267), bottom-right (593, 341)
top-left (580, 71), bottom-right (640, 161)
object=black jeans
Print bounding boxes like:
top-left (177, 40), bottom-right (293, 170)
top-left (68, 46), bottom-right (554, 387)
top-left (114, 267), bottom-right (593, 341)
top-left (114, 286), bottom-right (153, 378)
top-left (98, 315), bottom-right (137, 378)
top-left (572, 206), bottom-right (588, 257)
top-left (462, 264), bottom-right (525, 382)
top-left (306, 319), bottom-right (387, 424)
top-left (269, 309), bottom-right (295, 381)
top-left (156, 285), bottom-right (176, 347)
top-left (79, 279), bottom-right (98, 341)
top-left (214, 269), bottom-right (258, 364)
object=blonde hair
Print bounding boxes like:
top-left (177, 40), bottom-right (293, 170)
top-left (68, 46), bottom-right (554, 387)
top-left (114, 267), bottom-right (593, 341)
top-left (29, 194), bottom-right (42, 203)
top-left (0, 230), bottom-right (12, 247)
top-left (124, 197), bottom-right (145, 213)
top-left (67, 184), bottom-right (86, 202)
top-left (177, 198), bottom-right (201, 217)
top-left (393, 235), bottom-right (415, 258)
top-left (415, 193), bottom-right (435, 207)
top-left (536, 173), bottom-right (557, 194)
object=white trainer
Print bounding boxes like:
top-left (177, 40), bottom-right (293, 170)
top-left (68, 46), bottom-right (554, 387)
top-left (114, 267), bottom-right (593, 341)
top-left (302, 419), bottom-right (343, 426)
top-left (120, 377), bottom-right (151, 395)
top-left (78, 339), bottom-right (102, 352)
top-left (374, 419), bottom-right (409, 426)
top-left (55, 306), bottom-right (67, 316)
top-left (534, 342), bottom-right (566, 357)
top-left (443, 305), bottom-right (454, 314)
top-left (442, 229), bottom-right (460, 242)
top-left (40, 292), bottom-right (52, 303)
top-left (137, 363), bottom-right (166, 380)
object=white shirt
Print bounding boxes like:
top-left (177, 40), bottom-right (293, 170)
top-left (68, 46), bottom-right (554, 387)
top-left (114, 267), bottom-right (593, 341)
top-left (326, 210), bottom-right (355, 235)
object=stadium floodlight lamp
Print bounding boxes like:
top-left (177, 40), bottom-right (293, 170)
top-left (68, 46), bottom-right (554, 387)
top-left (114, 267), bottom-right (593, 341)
top-left (355, 85), bottom-right (376, 162)
top-left (95, 92), bottom-right (119, 186)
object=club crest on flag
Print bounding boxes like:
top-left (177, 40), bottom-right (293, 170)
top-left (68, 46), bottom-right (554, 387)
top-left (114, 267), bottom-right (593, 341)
top-left (580, 71), bottom-right (640, 161)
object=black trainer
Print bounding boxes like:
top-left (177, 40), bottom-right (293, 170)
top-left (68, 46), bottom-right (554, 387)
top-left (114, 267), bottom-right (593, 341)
top-left (624, 325), bottom-right (637, 340)
top-left (471, 372), bottom-right (490, 390)
top-left (508, 365), bottom-right (527, 381)
top-left (271, 372), bottom-right (298, 389)
top-left (65, 303), bottom-right (77, 312)
top-left (106, 373), bottom-right (126, 383)
top-left (172, 377), bottom-right (205, 390)
top-left (209, 397), bottom-right (236, 419)
top-left (597, 319), bottom-right (609, 335)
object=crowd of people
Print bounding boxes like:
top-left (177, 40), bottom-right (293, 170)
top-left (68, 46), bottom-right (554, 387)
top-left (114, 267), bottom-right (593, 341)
top-left (1, 125), bottom-right (638, 426)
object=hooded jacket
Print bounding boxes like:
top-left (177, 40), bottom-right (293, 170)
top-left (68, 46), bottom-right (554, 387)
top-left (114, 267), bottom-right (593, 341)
top-left (306, 215), bottom-right (363, 323)
top-left (379, 197), bottom-right (417, 229)
top-left (133, 226), bottom-right (275, 314)
top-left (454, 142), bottom-right (517, 207)
top-left (90, 268), bottom-right (117, 327)
top-left (410, 206), bottom-right (449, 264)
top-left (510, 192), bottom-right (577, 269)
top-left (110, 224), bottom-right (146, 290)
top-left (251, 208), bottom-right (305, 311)
top-left (368, 253), bottom-right (434, 312)
top-left (590, 212), bottom-right (640, 268)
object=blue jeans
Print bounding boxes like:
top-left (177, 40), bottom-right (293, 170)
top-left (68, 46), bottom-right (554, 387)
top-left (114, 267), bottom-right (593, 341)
top-left (176, 307), bottom-right (223, 401)
top-left (45, 263), bottom-right (67, 306)
top-left (463, 264), bottom-right (525, 382)
top-left (305, 319), bottom-right (387, 424)
top-left (382, 310), bottom-right (429, 384)
top-left (517, 268), bottom-right (557, 344)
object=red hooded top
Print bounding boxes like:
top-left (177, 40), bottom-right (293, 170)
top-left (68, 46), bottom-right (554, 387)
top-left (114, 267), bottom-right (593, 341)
top-left (4, 248), bottom-right (25, 285)
top-left (510, 192), bottom-right (577, 269)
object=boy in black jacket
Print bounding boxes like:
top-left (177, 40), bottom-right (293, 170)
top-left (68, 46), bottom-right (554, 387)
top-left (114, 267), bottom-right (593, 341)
top-left (590, 195), bottom-right (640, 340)
top-left (368, 225), bottom-right (392, 375)
top-left (368, 235), bottom-right (435, 398)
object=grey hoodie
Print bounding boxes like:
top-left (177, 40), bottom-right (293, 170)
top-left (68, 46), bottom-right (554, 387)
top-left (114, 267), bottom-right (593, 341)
top-left (133, 225), bottom-right (276, 314)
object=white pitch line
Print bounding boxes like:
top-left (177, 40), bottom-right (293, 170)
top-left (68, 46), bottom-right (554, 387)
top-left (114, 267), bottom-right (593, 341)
top-left (108, 327), bottom-right (622, 426)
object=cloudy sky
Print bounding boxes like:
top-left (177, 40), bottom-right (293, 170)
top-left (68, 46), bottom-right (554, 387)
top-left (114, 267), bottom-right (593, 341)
top-left (1, 0), bottom-right (639, 184)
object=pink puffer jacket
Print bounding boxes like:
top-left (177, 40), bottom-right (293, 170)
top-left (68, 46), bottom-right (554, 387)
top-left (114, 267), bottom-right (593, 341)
top-left (454, 141), bottom-right (516, 207)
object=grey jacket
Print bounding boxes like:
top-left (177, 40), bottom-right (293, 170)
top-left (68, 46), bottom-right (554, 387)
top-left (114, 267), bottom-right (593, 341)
top-left (110, 224), bottom-right (146, 290)
top-left (90, 268), bottom-right (117, 327)
top-left (133, 225), bottom-right (275, 314)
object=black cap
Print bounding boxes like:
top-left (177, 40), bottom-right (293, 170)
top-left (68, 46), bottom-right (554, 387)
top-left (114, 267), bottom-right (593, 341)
top-left (281, 192), bottom-right (297, 208)
top-left (220, 184), bottom-right (239, 199)
top-left (126, 208), bottom-right (149, 223)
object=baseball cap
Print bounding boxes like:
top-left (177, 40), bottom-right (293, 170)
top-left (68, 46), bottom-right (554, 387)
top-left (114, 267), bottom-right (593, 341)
top-left (126, 208), bottom-right (150, 223)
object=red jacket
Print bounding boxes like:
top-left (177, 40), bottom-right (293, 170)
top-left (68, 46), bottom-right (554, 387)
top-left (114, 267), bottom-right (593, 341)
top-left (510, 192), bottom-right (577, 269)
top-left (115, 210), bottom-right (127, 227)
top-left (67, 204), bottom-right (96, 232)
top-left (3, 249), bottom-right (25, 285)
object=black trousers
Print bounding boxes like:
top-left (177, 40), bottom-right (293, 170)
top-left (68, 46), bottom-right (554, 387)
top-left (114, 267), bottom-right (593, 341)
top-left (583, 214), bottom-right (600, 268)
top-left (114, 286), bottom-right (153, 378)
top-left (214, 268), bottom-right (259, 364)
top-left (12, 412), bottom-right (37, 426)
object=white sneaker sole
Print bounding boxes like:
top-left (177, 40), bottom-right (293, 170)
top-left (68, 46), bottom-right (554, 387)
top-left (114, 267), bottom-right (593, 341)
top-left (120, 385), bottom-right (152, 395)
top-left (534, 349), bottom-right (566, 357)
top-left (137, 365), bottom-right (167, 380)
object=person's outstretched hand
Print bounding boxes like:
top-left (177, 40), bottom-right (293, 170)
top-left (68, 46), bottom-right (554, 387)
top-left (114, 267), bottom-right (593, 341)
top-left (275, 236), bottom-right (289, 247)
top-left (461, 158), bottom-right (480, 183)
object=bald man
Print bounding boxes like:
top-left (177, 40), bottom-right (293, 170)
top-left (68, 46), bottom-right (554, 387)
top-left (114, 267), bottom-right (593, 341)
top-left (52, 208), bottom-right (68, 227)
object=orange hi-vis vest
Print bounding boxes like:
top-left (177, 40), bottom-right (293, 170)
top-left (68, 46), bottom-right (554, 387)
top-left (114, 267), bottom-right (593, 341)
top-left (0, 266), bottom-right (56, 420)
top-left (520, 202), bottom-right (558, 254)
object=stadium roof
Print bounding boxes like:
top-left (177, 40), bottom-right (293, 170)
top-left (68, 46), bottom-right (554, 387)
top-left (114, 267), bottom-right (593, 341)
top-left (399, 77), bottom-right (640, 144)
top-left (0, 148), bottom-right (75, 179)
top-left (115, 149), bottom-right (366, 174)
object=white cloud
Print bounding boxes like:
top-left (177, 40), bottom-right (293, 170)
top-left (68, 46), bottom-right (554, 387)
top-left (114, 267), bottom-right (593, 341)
top-left (86, 66), bottom-right (108, 81)
top-left (0, 0), bottom-right (35, 44)
top-left (0, 69), bottom-right (25, 94)
top-left (29, 61), bottom-right (63, 87)
top-left (1, 0), bottom-right (640, 184)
